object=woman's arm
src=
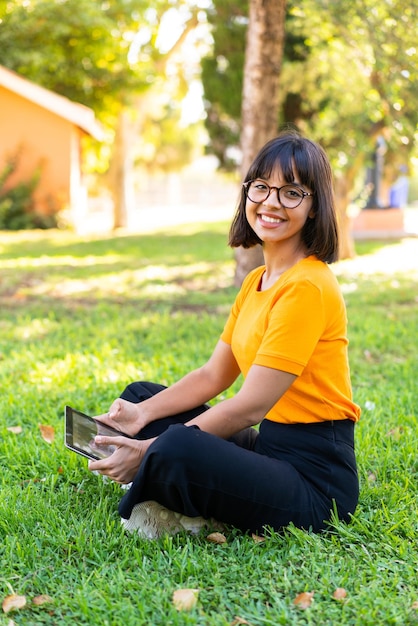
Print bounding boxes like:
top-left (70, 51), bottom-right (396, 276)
top-left (140, 340), bottom-right (241, 423)
top-left (93, 340), bottom-right (241, 436)
top-left (88, 340), bottom-right (241, 483)
top-left (186, 364), bottom-right (296, 439)
top-left (88, 363), bottom-right (296, 484)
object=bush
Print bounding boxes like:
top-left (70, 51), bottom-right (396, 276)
top-left (0, 154), bottom-right (57, 230)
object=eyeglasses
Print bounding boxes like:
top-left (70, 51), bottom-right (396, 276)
top-left (243, 179), bottom-right (313, 209)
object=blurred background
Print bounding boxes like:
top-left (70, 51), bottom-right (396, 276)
top-left (0, 0), bottom-right (417, 265)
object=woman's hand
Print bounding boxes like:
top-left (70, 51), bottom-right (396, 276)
top-left (94, 398), bottom-right (146, 437)
top-left (88, 436), bottom-right (154, 484)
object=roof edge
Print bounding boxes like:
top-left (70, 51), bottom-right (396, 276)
top-left (0, 65), bottom-right (104, 140)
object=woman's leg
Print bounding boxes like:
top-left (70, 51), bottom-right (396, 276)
top-left (119, 381), bottom-right (259, 447)
top-left (117, 382), bottom-right (357, 534)
top-left (119, 423), bottom-right (334, 534)
top-left (120, 381), bottom-right (211, 438)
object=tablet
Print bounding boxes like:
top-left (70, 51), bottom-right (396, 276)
top-left (65, 405), bottom-right (131, 461)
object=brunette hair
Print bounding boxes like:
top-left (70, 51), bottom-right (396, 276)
top-left (228, 131), bottom-right (339, 263)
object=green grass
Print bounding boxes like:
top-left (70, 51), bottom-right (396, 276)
top-left (0, 225), bottom-right (417, 625)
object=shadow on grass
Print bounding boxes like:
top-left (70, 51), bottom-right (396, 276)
top-left (0, 223), bottom-right (230, 262)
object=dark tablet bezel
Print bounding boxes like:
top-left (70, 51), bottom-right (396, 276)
top-left (65, 405), bottom-right (130, 461)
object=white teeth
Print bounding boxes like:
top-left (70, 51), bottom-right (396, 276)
top-left (260, 214), bottom-right (283, 223)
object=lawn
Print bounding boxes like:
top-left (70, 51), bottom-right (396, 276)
top-left (0, 225), bottom-right (417, 625)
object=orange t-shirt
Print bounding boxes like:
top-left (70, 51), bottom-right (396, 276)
top-left (221, 256), bottom-right (361, 424)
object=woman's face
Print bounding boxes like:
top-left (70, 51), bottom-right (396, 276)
top-left (245, 166), bottom-right (315, 248)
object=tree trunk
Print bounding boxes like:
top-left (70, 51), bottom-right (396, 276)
top-left (334, 175), bottom-right (356, 260)
top-left (234, 0), bottom-right (287, 286)
top-left (108, 110), bottom-right (135, 230)
top-left (107, 11), bottom-right (200, 232)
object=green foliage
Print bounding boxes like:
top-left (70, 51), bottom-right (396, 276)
top-left (0, 226), bottom-right (417, 624)
top-left (0, 154), bottom-right (56, 230)
top-left (0, 0), bottom-right (207, 178)
top-left (134, 104), bottom-right (203, 173)
top-left (286, 0), bottom-right (418, 174)
top-left (201, 0), bottom-right (313, 170)
top-left (201, 0), bottom-right (247, 169)
top-left (201, 0), bottom-right (418, 185)
top-left (0, 0), bottom-right (161, 114)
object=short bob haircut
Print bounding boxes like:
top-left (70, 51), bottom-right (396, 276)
top-left (229, 131), bottom-right (339, 263)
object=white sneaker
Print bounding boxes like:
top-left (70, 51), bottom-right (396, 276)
top-left (121, 500), bottom-right (212, 539)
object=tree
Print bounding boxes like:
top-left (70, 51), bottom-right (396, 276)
top-left (201, 1), bottom-right (247, 170)
top-left (201, 0), bottom-right (307, 170)
top-left (235, 0), bottom-right (287, 286)
top-left (109, 5), bottom-right (203, 228)
top-left (201, 0), bottom-right (418, 273)
top-left (0, 0), bottom-right (161, 227)
top-left (0, 0), bottom-right (206, 228)
top-left (282, 0), bottom-right (418, 257)
top-left (202, 0), bottom-right (287, 285)
top-left (0, 0), bottom-right (155, 112)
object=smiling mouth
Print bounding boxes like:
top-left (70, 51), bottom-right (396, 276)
top-left (258, 214), bottom-right (285, 224)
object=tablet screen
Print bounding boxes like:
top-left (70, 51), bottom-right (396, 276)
top-left (65, 406), bottom-right (128, 460)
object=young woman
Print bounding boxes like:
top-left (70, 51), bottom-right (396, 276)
top-left (89, 131), bottom-right (361, 538)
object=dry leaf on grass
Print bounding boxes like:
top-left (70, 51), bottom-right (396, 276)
top-left (386, 426), bottom-right (404, 440)
top-left (206, 531), bottom-right (227, 544)
top-left (411, 601), bottom-right (418, 610)
top-left (39, 424), bottom-right (55, 443)
top-left (251, 533), bottom-right (265, 544)
top-left (32, 595), bottom-right (53, 606)
top-left (231, 616), bottom-right (251, 625)
top-left (172, 588), bottom-right (199, 611)
top-left (7, 426), bottom-right (22, 434)
top-left (332, 587), bottom-right (348, 601)
top-left (293, 591), bottom-right (314, 609)
top-left (2, 594), bottom-right (27, 613)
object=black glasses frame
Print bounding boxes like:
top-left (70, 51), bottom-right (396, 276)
top-left (243, 179), bottom-right (313, 209)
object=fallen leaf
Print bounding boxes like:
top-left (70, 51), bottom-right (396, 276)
top-left (231, 617), bottom-right (251, 625)
top-left (7, 426), bottom-right (22, 434)
top-left (411, 601), bottom-right (418, 610)
top-left (172, 589), bottom-right (199, 611)
top-left (39, 424), bottom-right (55, 444)
top-left (32, 595), bottom-right (53, 606)
top-left (367, 472), bottom-right (377, 483)
top-left (332, 587), bottom-right (348, 601)
top-left (251, 534), bottom-right (265, 544)
top-left (293, 591), bottom-right (314, 609)
top-left (386, 427), bottom-right (404, 440)
top-left (207, 531), bottom-right (227, 544)
top-left (2, 594), bottom-right (27, 613)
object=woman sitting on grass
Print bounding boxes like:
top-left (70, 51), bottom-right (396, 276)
top-left (89, 131), bottom-right (361, 539)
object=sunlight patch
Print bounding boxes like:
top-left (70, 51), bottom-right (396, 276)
top-left (15, 318), bottom-right (57, 340)
top-left (12, 261), bottom-right (230, 299)
top-left (333, 238), bottom-right (418, 278)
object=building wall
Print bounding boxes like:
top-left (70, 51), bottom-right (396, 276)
top-left (0, 86), bottom-right (76, 214)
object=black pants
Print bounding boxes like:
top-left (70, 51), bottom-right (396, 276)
top-left (118, 382), bottom-right (359, 534)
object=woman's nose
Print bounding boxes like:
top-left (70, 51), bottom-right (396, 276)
top-left (263, 188), bottom-right (282, 207)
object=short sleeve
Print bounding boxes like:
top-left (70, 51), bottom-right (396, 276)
top-left (254, 279), bottom-right (326, 375)
top-left (220, 267), bottom-right (263, 345)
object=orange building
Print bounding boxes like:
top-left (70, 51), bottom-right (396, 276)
top-left (0, 65), bottom-right (103, 222)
